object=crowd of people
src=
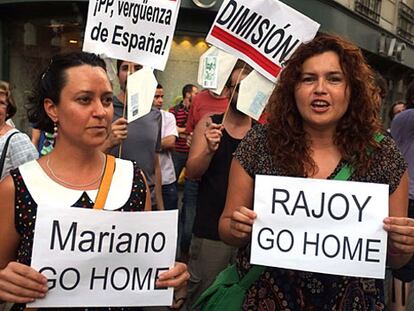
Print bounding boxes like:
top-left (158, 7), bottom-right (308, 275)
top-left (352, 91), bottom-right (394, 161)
top-left (0, 33), bottom-right (414, 311)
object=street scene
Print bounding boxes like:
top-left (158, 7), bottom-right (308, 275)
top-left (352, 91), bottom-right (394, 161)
top-left (1, 0), bottom-right (414, 310)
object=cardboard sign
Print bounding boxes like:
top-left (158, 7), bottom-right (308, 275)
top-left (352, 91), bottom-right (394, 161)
top-left (127, 67), bottom-right (157, 123)
top-left (206, 0), bottom-right (320, 82)
top-left (83, 0), bottom-right (181, 71)
top-left (237, 70), bottom-right (274, 120)
top-left (251, 175), bottom-right (389, 279)
top-left (197, 46), bottom-right (238, 95)
top-left (29, 206), bottom-right (178, 307)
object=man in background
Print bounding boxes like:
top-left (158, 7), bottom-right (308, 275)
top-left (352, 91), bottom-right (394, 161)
top-left (169, 84), bottom-right (198, 178)
top-left (153, 83), bottom-right (178, 211)
top-left (103, 60), bottom-right (164, 210)
top-left (390, 81), bottom-right (414, 311)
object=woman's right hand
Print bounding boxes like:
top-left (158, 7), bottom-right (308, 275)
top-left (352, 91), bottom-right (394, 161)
top-left (229, 206), bottom-right (257, 242)
top-left (0, 262), bottom-right (48, 303)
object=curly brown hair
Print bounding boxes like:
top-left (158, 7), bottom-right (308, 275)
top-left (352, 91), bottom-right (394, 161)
top-left (267, 33), bottom-right (382, 176)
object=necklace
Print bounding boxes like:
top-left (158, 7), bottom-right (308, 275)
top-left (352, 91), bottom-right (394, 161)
top-left (46, 154), bottom-right (105, 188)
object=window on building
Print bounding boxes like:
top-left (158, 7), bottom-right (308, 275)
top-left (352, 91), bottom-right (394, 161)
top-left (354, 0), bottom-right (382, 24)
top-left (397, 2), bottom-right (414, 44)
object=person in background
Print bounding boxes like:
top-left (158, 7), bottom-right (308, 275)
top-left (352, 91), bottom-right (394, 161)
top-left (185, 85), bottom-right (229, 135)
top-left (180, 84), bottom-right (231, 265)
top-left (153, 83), bottom-right (178, 211)
top-left (184, 61), bottom-right (254, 310)
top-left (103, 60), bottom-right (164, 210)
top-left (169, 84), bottom-right (199, 263)
top-left (31, 128), bottom-right (54, 156)
top-left (0, 80), bottom-right (38, 180)
top-left (0, 52), bottom-right (189, 310)
top-left (220, 34), bottom-right (413, 310)
top-left (390, 82), bottom-right (414, 311)
top-left (389, 101), bottom-right (406, 123)
top-left (169, 84), bottom-right (198, 179)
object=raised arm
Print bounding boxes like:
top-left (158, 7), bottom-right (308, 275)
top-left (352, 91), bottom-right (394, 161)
top-left (186, 116), bottom-right (223, 180)
top-left (219, 158), bottom-right (257, 247)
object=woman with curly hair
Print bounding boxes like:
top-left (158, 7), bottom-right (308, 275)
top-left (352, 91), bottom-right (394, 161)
top-left (219, 34), bottom-right (413, 310)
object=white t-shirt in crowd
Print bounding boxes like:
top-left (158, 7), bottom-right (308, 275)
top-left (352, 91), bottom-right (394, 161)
top-left (160, 110), bottom-right (178, 185)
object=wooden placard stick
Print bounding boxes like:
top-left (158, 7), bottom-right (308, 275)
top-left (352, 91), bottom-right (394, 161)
top-left (118, 63), bottom-right (133, 158)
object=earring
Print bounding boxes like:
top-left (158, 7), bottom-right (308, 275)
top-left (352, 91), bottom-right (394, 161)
top-left (53, 122), bottom-right (58, 139)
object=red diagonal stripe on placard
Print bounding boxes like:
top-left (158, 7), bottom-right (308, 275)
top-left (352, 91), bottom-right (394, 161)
top-left (211, 26), bottom-right (281, 78)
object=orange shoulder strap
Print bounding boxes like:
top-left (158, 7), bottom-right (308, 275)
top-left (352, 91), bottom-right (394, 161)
top-left (94, 155), bottom-right (116, 210)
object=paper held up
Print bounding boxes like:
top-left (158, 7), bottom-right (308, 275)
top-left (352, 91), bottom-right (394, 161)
top-left (206, 0), bottom-right (320, 82)
top-left (197, 46), bottom-right (238, 95)
top-left (83, 0), bottom-right (181, 71)
top-left (237, 70), bottom-right (275, 121)
top-left (29, 205), bottom-right (178, 308)
top-left (127, 67), bottom-right (157, 123)
top-left (251, 175), bottom-right (389, 279)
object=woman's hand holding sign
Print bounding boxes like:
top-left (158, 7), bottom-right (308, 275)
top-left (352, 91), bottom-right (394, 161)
top-left (229, 206), bottom-right (257, 241)
top-left (384, 217), bottom-right (414, 266)
top-left (155, 262), bottom-right (189, 289)
top-left (0, 262), bottom-right (48, 303)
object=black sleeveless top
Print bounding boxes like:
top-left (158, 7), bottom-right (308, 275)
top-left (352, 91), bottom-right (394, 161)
top-left (193, 114), bottom-right (243, 241)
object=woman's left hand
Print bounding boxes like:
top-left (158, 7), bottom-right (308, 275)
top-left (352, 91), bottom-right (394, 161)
top-left (155, 262), bottom-right (189, 289)
top-left (383, 217), bottom-right (414, 254)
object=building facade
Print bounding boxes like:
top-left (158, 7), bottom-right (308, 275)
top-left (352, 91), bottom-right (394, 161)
top-left (1, 0), bottom-right (413, 131)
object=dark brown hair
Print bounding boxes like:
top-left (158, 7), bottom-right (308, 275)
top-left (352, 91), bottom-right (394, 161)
top-left (267, 33), bottom-right (382, 176)
top-left (388, 100), bottom-right (406, 122)
top-left (27, 52), bottom-right (107, 133)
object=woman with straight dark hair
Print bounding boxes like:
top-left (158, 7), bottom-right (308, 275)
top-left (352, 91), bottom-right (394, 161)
top-left (0, 52), bottom-right (189, 310)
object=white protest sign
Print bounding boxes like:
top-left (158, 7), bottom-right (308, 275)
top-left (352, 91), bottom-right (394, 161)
top-left (237, 70), bottom-right (274, 120)
top-left (83, 0), bottom-right (181, 71)
top-left (127, 67), bottom-right (157, 123)
top-left (197, 46), bottom-right (238, 95)
top-left (29, 205), bottom-right (178, 308)
top-left (251, 175), bottom-right (389, 279)
top-left (206, 0), bottom-right (320, 82)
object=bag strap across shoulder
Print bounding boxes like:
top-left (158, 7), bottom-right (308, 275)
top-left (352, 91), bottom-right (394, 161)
top-left (0, 131), bottom-right (19, 176)
top-left (94, 155), bottom-right (115, 210)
